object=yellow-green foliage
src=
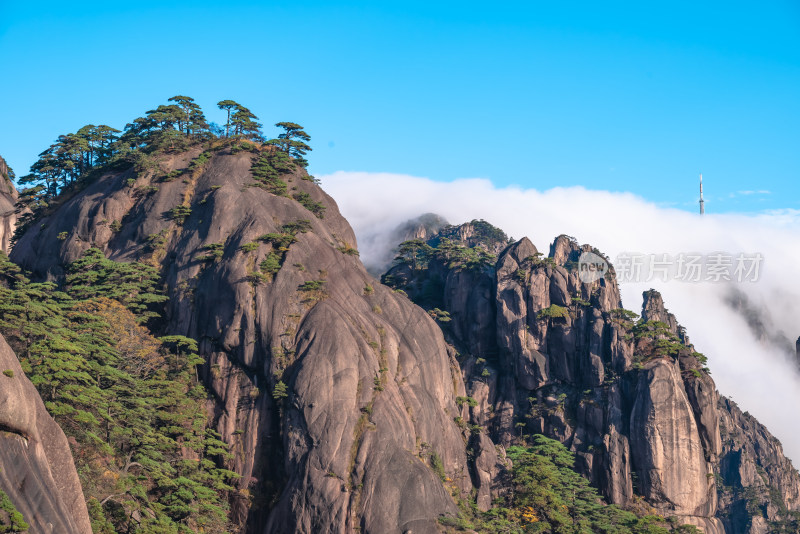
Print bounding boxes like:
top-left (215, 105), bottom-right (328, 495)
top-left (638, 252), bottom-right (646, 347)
top-left (537, 304), bottom-right (569, 319)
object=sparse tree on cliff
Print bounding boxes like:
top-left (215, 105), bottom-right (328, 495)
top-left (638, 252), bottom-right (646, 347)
top-left (216, 100), bottom-right (238, 138)
top-left (230, 104), bottom-right (262, 140)
top-left (168, 95), bottom-right (208, 136)
top-left (269, 122), bottom-right (312, 166)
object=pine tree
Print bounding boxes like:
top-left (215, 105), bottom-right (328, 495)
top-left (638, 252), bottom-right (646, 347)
top-left (230, 104), bottom-right (262, 140)
top-left (269, 122), bottom-right (312, 166)
top-left (168, 95), bottom-right (208, 136)
top-left (0, 251), bottom-right (237, 533)
top-left (216, 99), bottom-right (239, 138)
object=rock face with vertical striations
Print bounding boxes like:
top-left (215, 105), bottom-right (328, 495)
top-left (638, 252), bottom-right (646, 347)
top-left (0, 155), bottom-right (17, 254)
top-left (629, 359), bottom-right (716, 516)
top-left (383, 223), bottom-right (800, 533)
top-left (11, 146), bottom-right (470, 533)
top-left (8, 139), bottom-right (800, 533)
top-left (0, 333), bottom-right (92, 534)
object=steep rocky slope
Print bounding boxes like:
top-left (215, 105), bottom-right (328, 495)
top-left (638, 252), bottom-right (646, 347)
top-left (9, 142), bottom-right (800, 533)
top-left (0, 333), bottom-right (92, 534)
top-left (383, 222), bottom-right (800, 533)
top-left (11, 145), bottom-right (471, 533)
top-left (0, 155), bottom-right (16, 253)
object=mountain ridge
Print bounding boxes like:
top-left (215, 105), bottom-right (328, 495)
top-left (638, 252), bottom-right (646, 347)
top-left (1, 136), bottom-right (798, 533)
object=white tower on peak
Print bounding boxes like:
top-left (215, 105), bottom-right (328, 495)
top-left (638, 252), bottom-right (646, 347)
top-left (699, 173), bottom-right (705, 215)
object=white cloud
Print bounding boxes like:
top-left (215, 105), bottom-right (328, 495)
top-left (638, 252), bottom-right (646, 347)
top-left (322, 170), bottom-right (800, 464)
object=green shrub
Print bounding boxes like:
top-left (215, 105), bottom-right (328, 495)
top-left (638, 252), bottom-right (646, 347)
top-left (537, 304), bottom-right (569, 319)
top-left (298, 280), bottom-right (325, 292)
top-left (162, 169), bottom-right (182, 182)
top-left (336, 243), bottom-right (360, 256)
top-left (428, 308), bottom-right (451, 322)
top-left (169, 204), bottom-right (192, 224)
top-left (292, 192), bottom-right (326, 218)
top-left (429, 451), bottom-right (446, 481)
top-left (240, 242), bottom-right (259, 253)
top-left (2, 369), bottom-right (13, 378)
top-left (260, 253), bottom-right (282, 276)
top-left (282, 220), bottom-right (312, 235)
top-left (456, 396), bottom-right (478, 407)
top-left (201, 243), bottom-right (224, 261)
top-left (373, 376), bottom-right (384, 392)
top-left (0, 250), bottom-right (236, 532)
top-left (250, 150), bottom-right (292, 195)
top-left (0, 488), bottom-right (29, 531)
top-left (247, 271), bottom-right (268, 286)
top-left (146, 230), bottom-right (168, 251)
top-left (610, 308), bottom-right (640, 322)
top-left (273, 381), bottom-right (288, 400)
top-left (257, 232), bottom-right (296, 249)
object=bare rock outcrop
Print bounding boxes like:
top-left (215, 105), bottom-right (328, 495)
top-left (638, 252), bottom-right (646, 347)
top-left (10, 145), bottom-right (800, 534)
top-left (11, 147), bottom-right (470, 533)
top-left (0, 333), bottom-right (92, 534)
top-left (629, 359), bottom-right (716, 517)
top-left (382, 224), bottom-right (799, 533)
top-left (717, 397), bottom-right (800, 533)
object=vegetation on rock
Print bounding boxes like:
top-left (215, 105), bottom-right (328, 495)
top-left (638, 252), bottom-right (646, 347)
top-left (443, 435), bottom-right (701, 534)
top-left (0, 250), bottom-right (237, 533)
top-left (0, 488), bottom-right (29, 533)
top-left (12, 95), bottom-right (316, 244)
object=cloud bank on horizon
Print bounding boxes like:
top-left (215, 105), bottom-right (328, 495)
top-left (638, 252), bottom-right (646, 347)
top-left (322, 170), bottom-right (800, 463)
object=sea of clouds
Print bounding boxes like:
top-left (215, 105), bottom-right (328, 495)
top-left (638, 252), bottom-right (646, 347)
top-left (322, 171), bottom-right (800, 463)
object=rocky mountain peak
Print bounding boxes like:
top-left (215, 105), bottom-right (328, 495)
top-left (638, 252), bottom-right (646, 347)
top-left (430, 218), bottom-right (510, 255)
top-left (10, 144), bottom-right (474, 533)
top-left (4, 133), bottom-right (800, 532)
top-left (548, 233), bottom-right (583, 265)
top-left (641, 288), bottom-right (692, 346)
top-left (393, 212), bottom-right (449, 242)
top-left (384, 221), bottom-right (800, 533)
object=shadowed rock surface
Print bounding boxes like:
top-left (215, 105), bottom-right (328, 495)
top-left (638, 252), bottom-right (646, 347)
top-left (0, 155), bottom-right (17, 254)
top-left (717, 397), bottom-right (800, 533)
top-left (9, 141), bottom-right (800, 533)
top-left (11, 146), bottom-right (469, 533)
top-left (383, 224), bottom-right (800, 533)
top-left (0, 333), bottom-right (92, 534)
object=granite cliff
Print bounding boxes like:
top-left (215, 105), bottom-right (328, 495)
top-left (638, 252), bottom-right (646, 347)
top-left (4, 142), bottom-right (799, 533)
top-left (0, 332), bottom-right (92, 533)
top-left (383, 222), bottom-right (800, 533)
top-left (11, 145), bottom-right (470, 533)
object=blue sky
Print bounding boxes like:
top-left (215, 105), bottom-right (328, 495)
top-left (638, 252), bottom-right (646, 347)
top-left (0, 0), bottom-right (797, 213)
